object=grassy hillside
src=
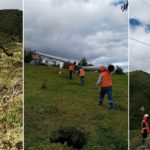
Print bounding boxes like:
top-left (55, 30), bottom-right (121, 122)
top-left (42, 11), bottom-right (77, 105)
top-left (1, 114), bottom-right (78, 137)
top-left (130, 71), bottom-right (150, 129)
top-left (24, 64), bottom-right (128, 150)
top-left (0, 9), bottom-right (23, 149)
top-left (0, 9), bottom-right (22, 42)
top-left (130, 71), bottom-right (150, 150)
top-left (0, 44), bottom-right (23, 149)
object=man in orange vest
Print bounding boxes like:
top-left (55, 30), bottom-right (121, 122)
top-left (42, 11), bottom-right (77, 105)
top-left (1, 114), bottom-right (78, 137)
top-left (69, 63), bottom-right (75, 80)
top-left (78, 67), bottom-right (85, 85)
top-left (96, 64), bottom-right (115, 110)
top-left (141, 114), bottom-right (150, 147)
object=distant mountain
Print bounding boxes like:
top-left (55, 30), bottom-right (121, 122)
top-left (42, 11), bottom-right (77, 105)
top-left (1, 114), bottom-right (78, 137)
top-left (130, 70), bottom-right (150, 129)
top-left (0, 9), bottom-right (22, 42)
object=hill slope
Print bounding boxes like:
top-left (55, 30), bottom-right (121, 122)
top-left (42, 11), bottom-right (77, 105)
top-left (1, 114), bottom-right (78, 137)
top-left (0, 9), bottom-right (22, 43)
top-left (130, 70), bottom-right (150, 129)
top-left (25, 64), bottom-right (128, 150)
top-left (0, 9), bottom-right (23, 149)
top-left (130, 70), bottom-right (150, 150)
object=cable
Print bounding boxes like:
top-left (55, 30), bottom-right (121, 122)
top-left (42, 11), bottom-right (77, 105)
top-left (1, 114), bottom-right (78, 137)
top-left (129, 37), bottom-right (150, 46)
top-left (142, 0), bottom-right (150, 7)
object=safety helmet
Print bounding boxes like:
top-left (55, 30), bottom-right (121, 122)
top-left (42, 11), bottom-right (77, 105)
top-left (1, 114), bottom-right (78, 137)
top-left (100, 66), bottom-right (106, 72)
top-left (143, 114), bottom-right (149, 120)
top-left (107, 64), bottom-right (115, 72)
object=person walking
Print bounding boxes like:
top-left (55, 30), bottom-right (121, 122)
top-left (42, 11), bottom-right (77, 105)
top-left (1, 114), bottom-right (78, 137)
top-left (69, 63), bottom-right (74, 80)
top-left (78, 67), bottom-right (85, 85)
top-left (141, 114), bottom-right (150, 148)
top-left (96, 65), bottom-right (115, 110)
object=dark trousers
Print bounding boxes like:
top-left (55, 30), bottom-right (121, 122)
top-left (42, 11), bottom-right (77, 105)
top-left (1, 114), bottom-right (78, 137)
top-left (99, 86), bottom-right (113, 109)
top-left (69, 70), bottom-right (73, 79)
top-left (80, 76), bottom-right (84, 85)
top-left (142, 133), bottom-right (147, 146)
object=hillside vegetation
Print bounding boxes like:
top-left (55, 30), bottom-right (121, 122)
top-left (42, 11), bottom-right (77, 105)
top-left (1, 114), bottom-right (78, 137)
top-left (25, 64), bottom-right (128, 150)
top-left (0, 9), bottom-right (22, 42)
top-left (0, 9), bottom-right (23, 149)
top-left (130, 71), bottom-right (150, 150)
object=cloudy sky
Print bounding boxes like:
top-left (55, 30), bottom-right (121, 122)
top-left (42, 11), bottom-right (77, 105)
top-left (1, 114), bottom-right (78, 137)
top-left (129, 0), bottom-right (150, 73)
top-left (24, 0), bottom-right (128, 70)
top-left (0, 0), bottom-right (22, 10)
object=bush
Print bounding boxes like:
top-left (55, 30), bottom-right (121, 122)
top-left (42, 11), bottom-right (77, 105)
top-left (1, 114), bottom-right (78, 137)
top-left (49, 127), bottom-right (87, 149)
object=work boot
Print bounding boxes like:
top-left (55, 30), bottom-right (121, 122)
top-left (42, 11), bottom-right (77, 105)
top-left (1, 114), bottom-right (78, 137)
top-left (140, 145), bottom-right (145, 150)
top-left (99, 101), bottom-right (103, 106)
top-left (109, 102), bottom-right (114, 110)
top-left (109, 107), bottom-right (114, 111)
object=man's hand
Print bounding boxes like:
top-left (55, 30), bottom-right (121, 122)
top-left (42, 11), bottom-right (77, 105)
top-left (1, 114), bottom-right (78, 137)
top-left (96, 85), bottom-right (99, 89)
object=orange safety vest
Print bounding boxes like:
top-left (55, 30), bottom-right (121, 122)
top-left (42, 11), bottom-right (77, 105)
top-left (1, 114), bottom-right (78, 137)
top-left (73, 65), bottom-right (75, 71)
top-left (141, 120), bottom-right (150, 133)
top-left (69, 65), bottom-right (74, 71)
top-left (79, 68), bottom-right (85, 77)
top-left (100, 71), bottom-right (112, 87)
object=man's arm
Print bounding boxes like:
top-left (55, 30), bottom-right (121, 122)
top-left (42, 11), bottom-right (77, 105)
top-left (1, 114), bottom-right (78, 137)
top-left (96, 74), bottom-right (102, 88)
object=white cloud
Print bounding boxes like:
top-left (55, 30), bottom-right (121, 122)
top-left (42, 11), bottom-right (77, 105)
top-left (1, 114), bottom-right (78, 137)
top-left (130, 0), bottom-right (150, 24)
top-left (0, 0), bottom-right (22, 10)
top-left (129, 0), bottom-right (150, 73)
top-left (24, 0), bottom-right (128, 70)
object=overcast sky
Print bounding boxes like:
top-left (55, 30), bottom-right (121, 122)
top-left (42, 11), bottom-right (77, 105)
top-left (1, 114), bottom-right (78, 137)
top-left (129, 0), bottom-right (150, 73)
top-left (24, 0), bottom-right (128, 70)
top-left (0, 0), bottom-right (22, 10)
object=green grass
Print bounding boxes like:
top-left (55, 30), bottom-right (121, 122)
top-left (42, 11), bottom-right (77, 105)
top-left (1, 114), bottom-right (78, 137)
top-left (24, 64), bottom-right (128, 150)
top-left (0, 44), bottom-right (23, 149)
top-left (130, 71), bottom-right (150, 150)
top-left (0, 9), bottom-right (23, 149)
top-left (0, 9), bottom-right (22, 41)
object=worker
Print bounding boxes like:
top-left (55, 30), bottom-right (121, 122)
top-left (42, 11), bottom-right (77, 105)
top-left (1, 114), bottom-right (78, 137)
top-left (99, 66), bottom-right (106, 73)
top-left (69, 63), bottom-right (74, 80)
top-left (141, 114), bottom-right (150, 147)
top-left (78, 67), bottom-right (85, 85)
top-left (73, 62), bottom-right (77, 74)
top-left (96, 64), bottom-right (115, 110)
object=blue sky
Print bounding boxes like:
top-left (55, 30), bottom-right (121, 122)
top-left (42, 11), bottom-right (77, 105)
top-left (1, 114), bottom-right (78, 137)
top-left (113, 0), bottom-right (127, 6)
top-left (129, 18), bottom-right (142, 27)
top-left (130, 18), bottom-right (150, 33)
top-left (129, 0), bottom-right (150, 73)
top-left (24, 0), bottom-right (128, 71)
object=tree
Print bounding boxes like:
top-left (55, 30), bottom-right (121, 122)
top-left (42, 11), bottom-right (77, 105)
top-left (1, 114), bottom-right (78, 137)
top-left (24, 50), bottom-right (35, 63)
top-left (115, 66), bottom-right (124, 75)
top-left (78, 57), bottom-right (88, 66)
top-left (63, 61), bottom-right (70, 69)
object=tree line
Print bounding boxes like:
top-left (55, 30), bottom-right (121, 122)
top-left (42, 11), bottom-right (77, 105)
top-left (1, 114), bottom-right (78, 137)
top-left (24, 50), bottom-right (125, 74)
